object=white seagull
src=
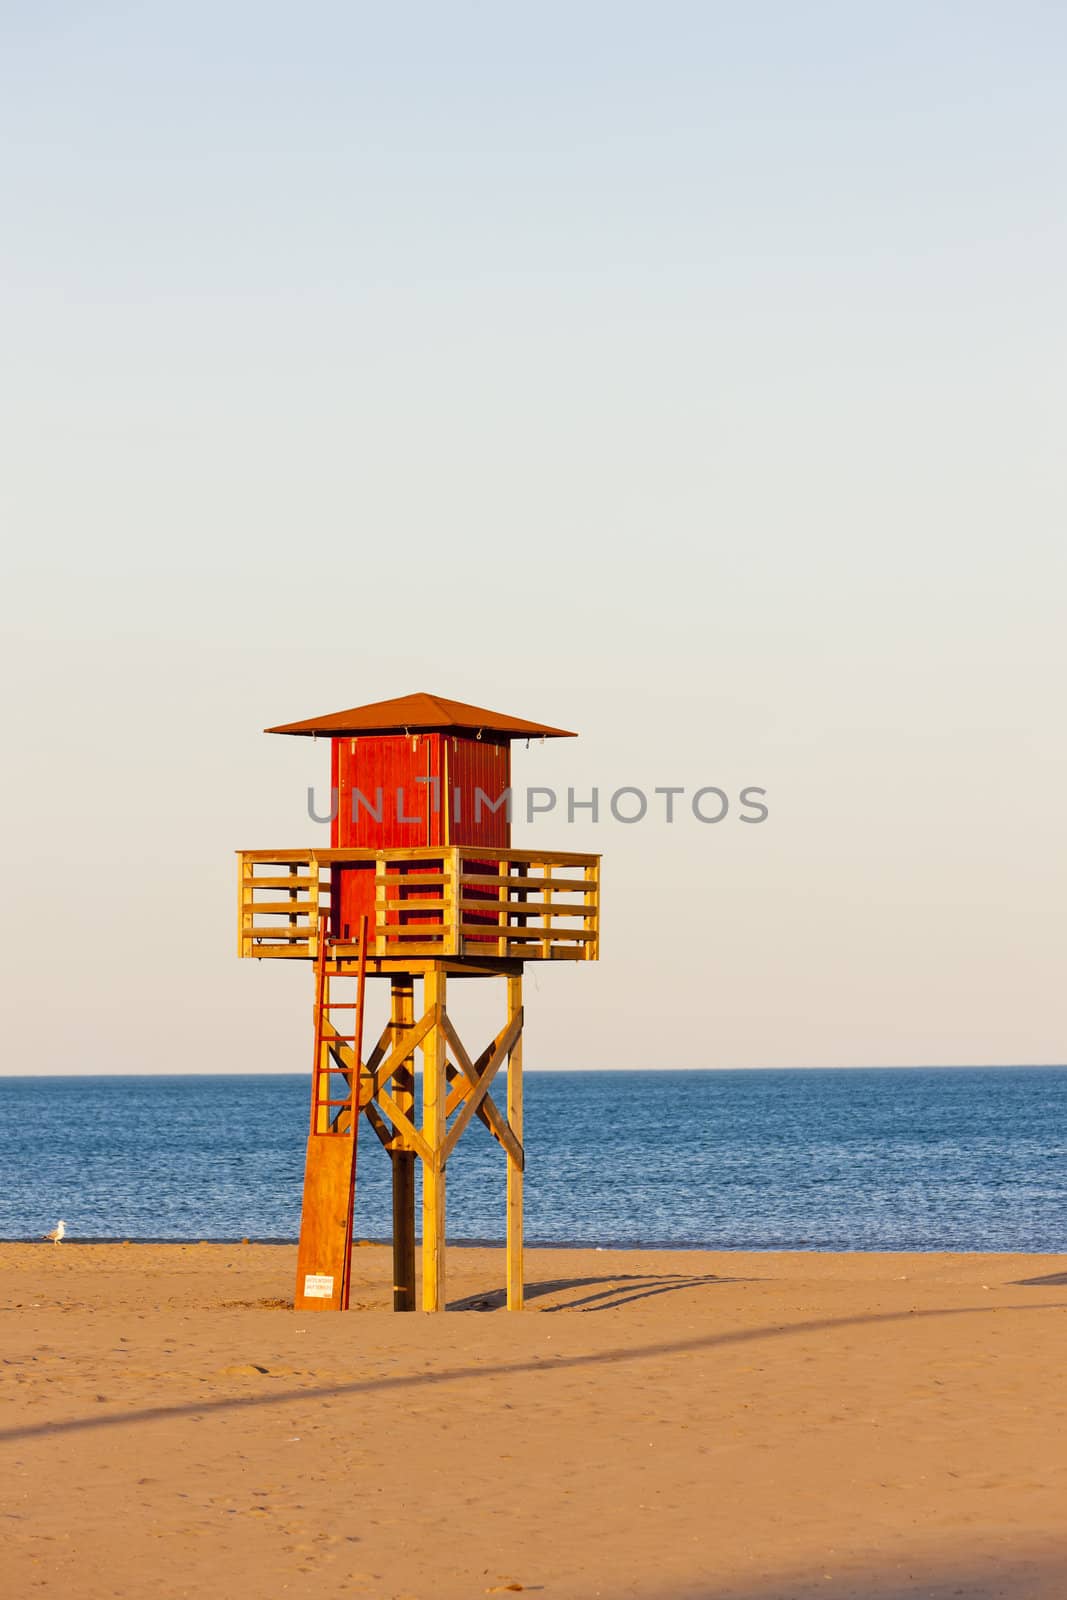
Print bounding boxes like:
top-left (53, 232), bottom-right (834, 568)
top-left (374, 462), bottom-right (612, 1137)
top-left (44, 1220), bottom-right (66, 1245)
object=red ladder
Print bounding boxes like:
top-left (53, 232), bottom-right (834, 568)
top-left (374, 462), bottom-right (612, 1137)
top-left (294, 914), bottom-right (368, 1311)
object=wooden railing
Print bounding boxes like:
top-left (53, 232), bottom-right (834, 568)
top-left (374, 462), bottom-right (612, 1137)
top-left (237, 847), bottom-right (600, 963)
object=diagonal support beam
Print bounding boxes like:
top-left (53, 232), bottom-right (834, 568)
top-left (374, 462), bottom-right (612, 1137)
top-left (376, 1085), bottom-right (432, 1164)
top-left (325, 1008), bottom-right (438, 1130)
top-left (322, 1006), bottom-right (438, 1165)
top-left (441, 1012), bottom-right (522, 1163)
top-left (441, 1014), bottom-right (524, 1169)
top-left (360, 1006), bottom-right (438, 1104)
top-left (444, 1068), bottom-right (523, 1171)
top-left (364, 1100), bottom-right (395, 1151)
top-left (326, 1020), bottom-right (390, 1134)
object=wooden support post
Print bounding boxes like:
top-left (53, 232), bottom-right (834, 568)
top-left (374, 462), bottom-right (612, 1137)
top-left (506, 971), bottom-right (525, 1310)
top-left (390, 974), bottom-right (417, 1312)
top-left (421, 966), bottom-right (447, 1312)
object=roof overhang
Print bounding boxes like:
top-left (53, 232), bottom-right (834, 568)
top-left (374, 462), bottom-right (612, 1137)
top-left (265, 691), bottom-right (576, 740)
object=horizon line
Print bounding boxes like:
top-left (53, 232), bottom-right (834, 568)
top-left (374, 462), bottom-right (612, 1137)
top-left (1, 1062), bottom-right (1064, 1081)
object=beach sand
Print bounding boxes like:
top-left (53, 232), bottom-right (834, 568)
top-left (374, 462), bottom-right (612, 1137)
top-left (2, 1243), bottom-right (1065, 1599)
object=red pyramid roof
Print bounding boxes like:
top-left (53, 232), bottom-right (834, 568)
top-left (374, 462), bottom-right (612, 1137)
top-left (265, 691), bottom-right (576, 739)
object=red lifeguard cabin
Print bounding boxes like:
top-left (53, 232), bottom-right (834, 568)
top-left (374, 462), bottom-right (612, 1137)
top-left (237, 692), bottom-right (601, 1313)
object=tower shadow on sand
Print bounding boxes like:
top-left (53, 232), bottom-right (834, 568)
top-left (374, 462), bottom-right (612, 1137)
top-left (448, 1271), bottom-right (756, 1312)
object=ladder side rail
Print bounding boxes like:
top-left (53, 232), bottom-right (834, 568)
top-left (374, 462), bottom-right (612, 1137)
top-left (309, 909), bottom-right (330, 1134)
top-left (340, 915), bottom-right (369, 1311)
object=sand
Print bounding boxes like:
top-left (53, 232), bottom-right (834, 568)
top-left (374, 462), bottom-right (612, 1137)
top-left (1, 1243), bottom-right (1065, 1599)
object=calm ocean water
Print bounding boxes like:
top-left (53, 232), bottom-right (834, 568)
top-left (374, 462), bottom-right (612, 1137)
top-left (1, 1068), bottom-right (1064, 1251)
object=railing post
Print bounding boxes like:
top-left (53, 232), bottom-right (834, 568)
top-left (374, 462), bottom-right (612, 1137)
top-left (237, 853), bottom-right (252, 958)
top-left (447, 847), bottom-right (461, 957)
top-left (584, 859), bottom-right (598, 960)
top-left (540, 861), bottom-right (553, 960)
top-left (497, 855), bottom-right (510, 959)
top-left (286, 862), bottom-right (301, 949)
top-left (513, 851), bottom-right (530, 947)
top-left (374, 855), bottom-right (386, 956)
top-left (308, 853), bottom-right (321, 960)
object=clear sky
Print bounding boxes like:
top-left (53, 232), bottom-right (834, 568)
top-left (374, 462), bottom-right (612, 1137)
top-left (2, 3), bottom-right (1064, 1073)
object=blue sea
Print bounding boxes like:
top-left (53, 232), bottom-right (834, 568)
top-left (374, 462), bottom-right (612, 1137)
top-left (1, 1068), bottom-right (1064, 1251)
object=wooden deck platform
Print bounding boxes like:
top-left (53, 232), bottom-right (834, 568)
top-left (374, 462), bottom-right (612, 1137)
top-left (237, 846), bottom-right (600, 968)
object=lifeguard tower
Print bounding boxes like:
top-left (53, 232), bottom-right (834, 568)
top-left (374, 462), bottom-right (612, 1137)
top-left (237, 692), bottom-right (601, 1313)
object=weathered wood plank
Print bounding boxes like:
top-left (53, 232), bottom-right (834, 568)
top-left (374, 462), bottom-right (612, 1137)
top-left (293, 1136), bottom-right (355, 1313)
top-left (249, 875), bottom-right (320, 889)
top-left (459, 873), bottom-right (592, 891)
top-left (459, 924), bottom-right (596, 941)
top-left (245, 900), bottom-right (319, 915)
top-left (457, 898), bottom-right (593, 918)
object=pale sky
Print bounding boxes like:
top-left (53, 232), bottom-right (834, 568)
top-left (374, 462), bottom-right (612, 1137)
top-left (2, 3), bottom-right (1064, 1073)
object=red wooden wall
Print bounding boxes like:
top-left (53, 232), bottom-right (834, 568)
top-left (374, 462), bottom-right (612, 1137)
top-left (328, 732), bottom-right (512, 941)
